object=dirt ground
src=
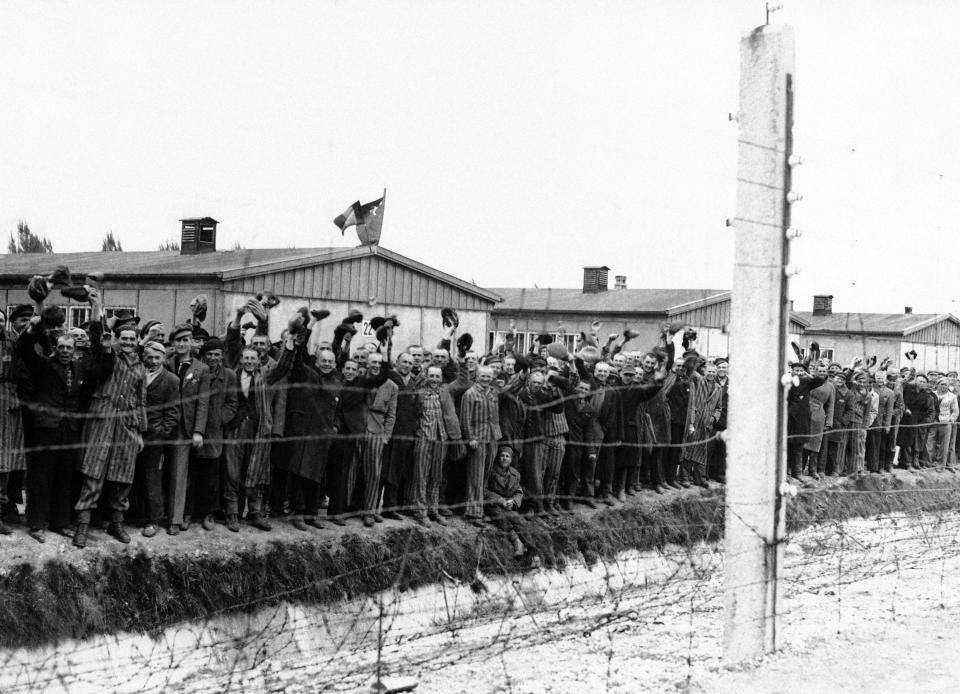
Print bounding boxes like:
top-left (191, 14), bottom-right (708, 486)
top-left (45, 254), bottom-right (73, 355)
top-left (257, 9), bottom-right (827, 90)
top-left (403, 513), bottom-right (960, 694)
top-left (0, 477), bottom-right (725, 568)
top-left (2, 472), bottom-right (959, 694)
top-left (0, 467), bottom-right (939, 569)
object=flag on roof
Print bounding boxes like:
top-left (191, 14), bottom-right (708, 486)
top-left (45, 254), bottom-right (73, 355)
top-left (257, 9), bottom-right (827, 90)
top-left (334, 192), bottom-right (386, 245)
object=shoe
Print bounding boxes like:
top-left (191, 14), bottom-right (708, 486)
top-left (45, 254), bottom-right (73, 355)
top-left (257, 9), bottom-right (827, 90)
top-left (362, 515), bottom-right (376, 528)
top-left (179, 522), bottom-right (190, 532)
top-left (226, 514), bottom-right (240, 532)
top-left (373, 514), bottom-right (384, 523)
top-left (382, 511), bottom-right (402, 521)
top-left (28, 527), bottom-right (45, 543)
top-left (142, 524), bottom-right (158, 538)
top-left (429, 513), bottom-right (448, 527)
top-left (304, 516), bottom-right (324, 529)
top-left (202, 514), bottom-right (215, 531)
top-left (167, 524), bottom-right (180, 536)
top-left (248, 514), bottom-right (272, 531)
top-left (290, 516), bottom-right (309, 532)
top-left (582, 498), bottom-right (598, 509)
top-left (73, 523), bottom-right (89, 548)
top-left (329, 516), bottom-right (347, 527)
top-left (667, 480), bottom-right (683, 490)
top-left (412, 515), bottom-right (430, 527)
top-left (654, 484), bottom-right (667, 495)
top-left (0, 520), bottom-right (10, 535)
top-left (616, 491), bottom-right (627, 503)
top-left (53, 526), bottom-right (74, 538)
top-left (625, 487), bottom-right (637, 497)
top-left (438, 506), bottom-right (453, 517)
top-left (107, 522), bottom-right (130, 544)
top-left (679, 480), bottom-right (692, 488)
top-left (602, 494), bottom-right (616, 507)
top-left (548, 505), bottom-right (562, 517)
top-left (468, 517), bottom-right (486, 528)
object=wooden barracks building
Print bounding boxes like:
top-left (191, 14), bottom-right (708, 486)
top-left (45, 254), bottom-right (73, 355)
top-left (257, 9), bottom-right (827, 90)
top-left (795, 294), bottom-right (960, 373)
top-left (489, 266), bottom-right (810, 358)
top-left (0, 218), bottom-right (501, 347)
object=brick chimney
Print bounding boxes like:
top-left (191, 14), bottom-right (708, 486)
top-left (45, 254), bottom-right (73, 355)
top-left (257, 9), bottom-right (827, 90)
top-left (812, 294), bottom-right (834, 316)
top-left (180, 217), bottom-right (218, 255)
top-left (582, 266), bottom-right (610, 294)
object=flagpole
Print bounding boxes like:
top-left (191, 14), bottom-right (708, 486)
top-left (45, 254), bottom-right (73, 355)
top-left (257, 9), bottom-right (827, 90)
top-left (379, 188), bottom-right (386, 246)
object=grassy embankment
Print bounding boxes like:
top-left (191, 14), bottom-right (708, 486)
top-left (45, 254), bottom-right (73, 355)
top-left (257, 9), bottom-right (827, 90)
top-left (1, 471), bottom-right (958, 648)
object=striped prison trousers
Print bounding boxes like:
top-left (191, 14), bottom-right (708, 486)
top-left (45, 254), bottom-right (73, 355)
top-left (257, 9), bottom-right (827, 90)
top-left (413, 437), bottom-right (445, 518)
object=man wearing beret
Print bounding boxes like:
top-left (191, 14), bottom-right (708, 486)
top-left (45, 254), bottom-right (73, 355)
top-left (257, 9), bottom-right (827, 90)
top-left (164, 322), bottom-right (211, 534)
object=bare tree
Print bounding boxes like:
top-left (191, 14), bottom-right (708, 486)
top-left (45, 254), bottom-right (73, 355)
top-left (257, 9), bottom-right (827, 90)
top-left (7, 220), bottom-right (53, 253)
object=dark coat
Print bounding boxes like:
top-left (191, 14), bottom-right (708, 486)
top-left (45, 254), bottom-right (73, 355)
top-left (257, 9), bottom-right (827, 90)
top-left (275, 346), bottom-right (342, 483)
top-left (199, 365), bottom-right (238, 458)
top-left (16, 323), bottom-right (111, 431)
top-left (163, 355), bottom-right (211, 436)
top-left (787, 374), bottom-right (826, 440)
top-left (596, 387), bottom-right (623, 445)
top-left (144, 368), bottom-right (180, 441)
top-left (564, 393), bottom-right (601, 455)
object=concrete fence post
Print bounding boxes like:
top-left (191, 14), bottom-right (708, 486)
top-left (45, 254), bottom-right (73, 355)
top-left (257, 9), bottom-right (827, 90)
top-left (724, 23), bottom-right (795, 663)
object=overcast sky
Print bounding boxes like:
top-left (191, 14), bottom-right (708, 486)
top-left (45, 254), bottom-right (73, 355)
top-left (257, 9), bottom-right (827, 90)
top-left (3, 1), bottom-right (959, 314)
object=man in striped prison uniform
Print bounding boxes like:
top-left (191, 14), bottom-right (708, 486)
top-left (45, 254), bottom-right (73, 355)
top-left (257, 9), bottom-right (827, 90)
top-left (540, 364), bottom-right (570, 516)
top-left (358, 352), bottom-right (397, 527)
top-left (412, 365), bottom-right (460, 525)
top-left (460, 365), bottom-right (502, 525)
top-left (74, 324), bottom-right (148, 548)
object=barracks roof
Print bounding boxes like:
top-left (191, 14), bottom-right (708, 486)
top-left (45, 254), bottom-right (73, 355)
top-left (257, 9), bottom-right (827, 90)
top-left (0, 245), bottom-right (501, 304)
top-left (794, 311), bottom-right (960, 337)
top-left (490, 287), bottom-right (730, 315)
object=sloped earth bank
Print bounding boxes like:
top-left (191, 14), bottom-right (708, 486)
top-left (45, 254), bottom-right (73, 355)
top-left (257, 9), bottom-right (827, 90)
top-left (0, 471), bottom-right (959, 692)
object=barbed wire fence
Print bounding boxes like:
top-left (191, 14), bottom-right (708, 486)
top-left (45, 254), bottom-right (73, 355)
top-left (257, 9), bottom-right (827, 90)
top-left (0, 409), bottom-right (957, 692)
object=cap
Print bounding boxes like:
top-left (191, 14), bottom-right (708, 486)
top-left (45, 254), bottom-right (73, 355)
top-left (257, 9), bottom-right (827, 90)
top-left (9, 304), bottom-right (34, 321)
top-left (143, 341), bottom-right (166, 356)
top-left (169, 322), bottom-right (194, 341)
top-left (200, 337), bottom-right (225, 355)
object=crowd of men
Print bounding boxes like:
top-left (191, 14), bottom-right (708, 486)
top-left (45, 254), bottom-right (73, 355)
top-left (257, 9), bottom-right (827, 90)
top-left (787, 345), bottom-right (960, 480)
top-left (1, 268), bottom-right (952, 554)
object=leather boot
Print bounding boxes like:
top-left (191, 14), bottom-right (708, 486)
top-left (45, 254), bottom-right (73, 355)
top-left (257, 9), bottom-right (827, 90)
top-left (226, 513), bottom-right (240, 532)
top-left (248, 513), bottom-right (272, 531)
top-left (73, 522), bottom-right (90, 548)
top-left (107, 522), bottom-right (130, 544)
